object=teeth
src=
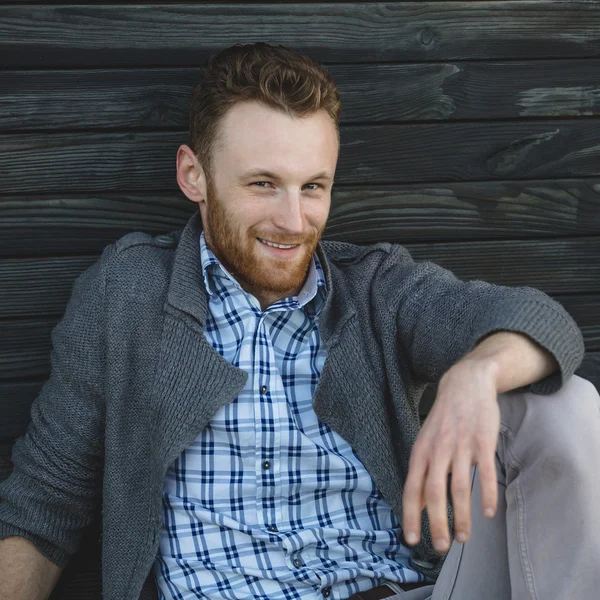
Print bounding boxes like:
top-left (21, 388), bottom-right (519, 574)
top-left (259, 238), bottom-right (298, 249)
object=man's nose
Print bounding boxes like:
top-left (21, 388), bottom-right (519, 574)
top-left (273, 191), bottom-right (304, 234)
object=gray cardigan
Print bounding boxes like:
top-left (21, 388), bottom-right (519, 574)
top-left (0, 211), bottom-right (584, 599)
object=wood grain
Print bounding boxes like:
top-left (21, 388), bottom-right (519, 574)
top-left (577, 352), bottom-right (600, 391)
top-left (4, 120), bottom-right (600, 193)
top-left (565, 295), bottom-right (600, 351)
top-left (407, 237), bottom-right (600, 294)
top-left (0, 381), bottom-right (42, 442)
top-left (0, 319), bottom-right (56, 379)
top-left (1, 181), bottom-right (599, 257)
top-left (0, 456), bottom-right (12, 480)
top-left (2, 3), bottom-right (600, 68)
top-left (0, 3), bottom-right (598, 596)
top-left (327, 181), bottom-right (600, 244)
top-left (3, 59), bottom-right (600, 132)
top-left (0, 193), bottom-right (194, 258)
top-left (0, 256), bottom-right (97, 317)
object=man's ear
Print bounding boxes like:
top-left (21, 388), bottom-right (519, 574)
top-left (176, 144), bottom-right (207, 206)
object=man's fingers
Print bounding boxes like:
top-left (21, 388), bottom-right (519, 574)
top-left (450, 457), bottom-right (472, 543)
top-left (478, 450), bottom-right (498, 518)
top-left (402, 446), bottom-right (428, 545)
top-left (424, 458), bottom-right (452, 552)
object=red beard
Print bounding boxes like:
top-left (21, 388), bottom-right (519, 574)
top-left (204, 177), bottom-right (324, 298)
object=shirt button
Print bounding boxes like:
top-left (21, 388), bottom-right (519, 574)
top-left (323, 588), bottom-right (331, 598)
top-left (268, 525), bottom-right (278, 533)
top-left (262, 460), bottom-right (271, 470)
top-left (260, 385), bottom-right (267, 394)
top-left (292, 557), bottom-right (303, 568)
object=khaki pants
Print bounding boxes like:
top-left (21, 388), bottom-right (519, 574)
top-left (390, 375), bottom-right (600, 599)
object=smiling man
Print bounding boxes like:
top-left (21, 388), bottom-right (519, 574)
top-left (1, 42), bottom-right (599, 600)
top-left (191, 100), bottom-right (336, 310)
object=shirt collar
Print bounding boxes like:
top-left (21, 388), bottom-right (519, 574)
top-left (199, 232), bottom-right (327, 313)
top-left (199, 231), bottom-right (238, 296)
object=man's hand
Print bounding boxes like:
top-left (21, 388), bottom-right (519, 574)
top-left (401, 331), bottom-right (558, 552)
top-left (402, 359), bottom-right (500, 551)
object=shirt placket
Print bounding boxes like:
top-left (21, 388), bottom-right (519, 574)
top-left (254, 311), bottom-right (283, 536)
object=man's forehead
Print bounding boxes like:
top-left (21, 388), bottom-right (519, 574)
top-left (212, 101), bottom-right (338, 177)
top-left (218, 101), bottom-right (335, 144)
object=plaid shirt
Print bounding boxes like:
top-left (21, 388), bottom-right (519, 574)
top-left (154, 234), bottom-right (421, 599)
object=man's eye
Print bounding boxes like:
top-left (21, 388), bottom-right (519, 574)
top-left (251, 182), bottom-right (320, 190)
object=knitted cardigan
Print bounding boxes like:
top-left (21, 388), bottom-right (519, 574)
top-left (0, 211), bottom-right (584, 599)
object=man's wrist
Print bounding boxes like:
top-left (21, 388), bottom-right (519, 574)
top-left (441, 352), bottom-right (501, 392)
top-left (457, 331), bottom-right (558, 394)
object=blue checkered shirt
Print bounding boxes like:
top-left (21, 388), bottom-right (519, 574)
top-left (154, 234), bottom-right (422, 599)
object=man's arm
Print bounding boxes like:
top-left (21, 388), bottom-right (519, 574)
top-left (0, 243), bottom-right (114, 583)
top-left (0, 537), bottom-right (63, 599)
top-left (382, 247), bottom-right (584, 393)
top-left (375, 245), bottom-right (584, 552)
top-left (403, 331), bottom-right (563, 553)
top-left (465, 330), bottom-right (558, 394)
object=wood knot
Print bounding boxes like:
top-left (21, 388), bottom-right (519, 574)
top-left (420, 27), bottom-right (437, 46)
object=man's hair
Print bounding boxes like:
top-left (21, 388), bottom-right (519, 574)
top-left (188, 42), bottom-right (341, 176)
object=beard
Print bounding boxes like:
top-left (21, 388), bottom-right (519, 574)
top-left (204, 175), bottom-right (324, 298)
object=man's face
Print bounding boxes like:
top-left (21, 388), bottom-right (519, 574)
top-left (199, 100), bottom-right (338, 301)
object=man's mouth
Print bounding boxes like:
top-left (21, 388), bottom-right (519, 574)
top-left (257, 238), bottom-right (300, 250)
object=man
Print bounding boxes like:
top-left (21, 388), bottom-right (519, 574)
top-left (0, 42), bottom-right (598, 600)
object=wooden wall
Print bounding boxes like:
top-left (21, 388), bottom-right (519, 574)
top-left (2, 0), bottom-right (600, 461)
top-left (1, 2), bottom-right (599, 597)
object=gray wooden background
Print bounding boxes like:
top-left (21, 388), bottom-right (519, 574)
top-left (1, 2), bottom-right (599, 596)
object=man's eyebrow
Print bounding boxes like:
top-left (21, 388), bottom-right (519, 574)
top-left (241, 169), bottom-right (334, 182)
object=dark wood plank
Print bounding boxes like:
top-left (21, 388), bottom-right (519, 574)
top-left (4, 58), bottom-right (600, 132)
top-left (0, 456), bottom-right (12, 481)
top-left (327, 181), bottom-right (600, 244)
top-left (408, 238), bottom-right (600, 294)
top-left (0, 67), bottom-right (197, 132)
top-left (4, 120), bottom-right (600, 193)
top-left (1, 180), bottom-right (600, 257)
top-left (337, 121), bottom-right (600, 184)
top-left (1, 239), bottom-right (599, 320)
top-left (435, 59), bottom-right (600, 120)
top-left (577, 352), bottom-right (600, 392)
top-left (0, 256), bottom-right (97, 317)
top-left (2, 3), bottom-right (600, 68)
top-left (563, 295), bottom-right (600, 352)
top-left (0, 382), bottom-right (42, 440)
top-left (1, 293), bottom-right (597, 380)
top-left (0, 193), bottom-right (194, 258)
top-left (0, 320), bottom-right (56, 379)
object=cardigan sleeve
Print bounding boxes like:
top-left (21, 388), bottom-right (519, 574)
top-left (383, 245), bottom-right (585, 393)
top-left (0, 243), bottom-right (116, 568)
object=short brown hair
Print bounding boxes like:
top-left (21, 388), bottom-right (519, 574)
top-left (188, 42), bottom-right (341, 176)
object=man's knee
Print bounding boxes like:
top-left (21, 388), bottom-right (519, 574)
top-left (498, 374), bottom-right (598, 427)
top-left (497, 375), bottom-right (600, 479)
